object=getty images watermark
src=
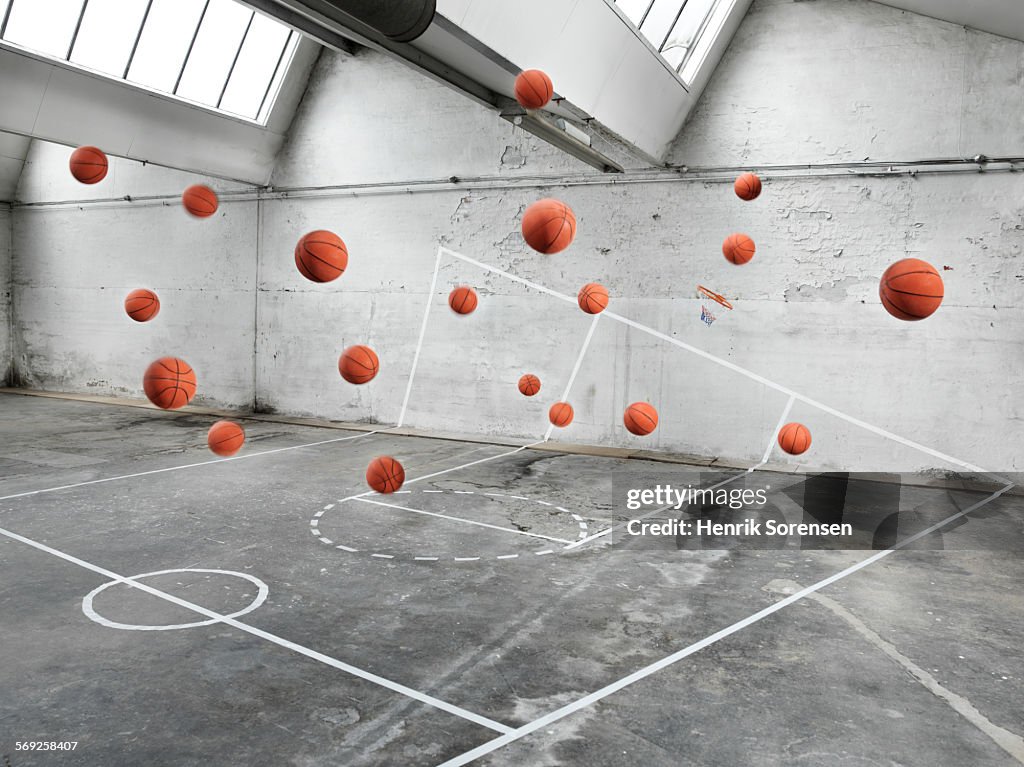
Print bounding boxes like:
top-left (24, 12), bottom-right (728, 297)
top-left (609, 470), bottom-right (1016, 551)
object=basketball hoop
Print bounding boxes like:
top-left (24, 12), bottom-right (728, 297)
top-left (696, 285), bottom-right (733, 327)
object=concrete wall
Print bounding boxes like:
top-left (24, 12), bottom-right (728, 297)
top-left (9, 0), bottom-right (1024, 474)
top-left (0, 204), bottom-right (11, 384)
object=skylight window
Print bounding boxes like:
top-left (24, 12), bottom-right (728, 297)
top-left (0, 0), bottom-right (300, 123)
top-left (612, 0), bottom-right (726, 84)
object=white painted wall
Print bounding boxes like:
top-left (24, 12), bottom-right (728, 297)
top-left (9, 0), bottom-right (1024, 473)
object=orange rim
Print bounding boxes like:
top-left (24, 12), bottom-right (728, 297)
top-left (697, 285), bottom-right (733, 310)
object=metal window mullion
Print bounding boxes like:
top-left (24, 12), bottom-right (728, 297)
top-left (658, 0), bottom-right (689, 52)
top-left (0, 0), bottom-right (14, 39)
top-left (256, 29), bottom-right (293, 122)
top-left (173, 0), bottom-right (210, 95)
top-left (65, 0), bottom-right (89, 60)
top-left (637, 0), bottom-right (657, 29)
top-left (122, 0), bottom-right (154, 79)
top-left (675, 0), bottom-right (721, 74)
top-left (216, 10), bottom-right (254, 108)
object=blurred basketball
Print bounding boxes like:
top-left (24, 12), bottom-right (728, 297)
top-left (367, 456), bottom-right (405, 493)
top-left (623, 402), bottom-right (658, 436)
top-left (734, 172), bottom-right (762, 201)
top-left (879, 258), bottom-right (944, 320)
top-left (723, 233), bottom-right (756, 265)
top-left (143, 357), bottom-right (197, 410)
top-left (778, 422), bottom-right (812, 455)
top-left (449, 285), bottom-right (478, 315)
top-left (208, 420), bottom-right (245, 457)
top-left (549, 401), bottom-right (574, 428)
top-left (69, 146), bottom-right (108, 184)
top-left (514, 69), bottom-right (553, 110)
top-left (124, 288), bottom-right (160, 322)
top-left (339, 345), bottom-right (379, 384)
top-left (518, 373), bottom-right (541, 397)
top-left (577, 283), bottom-right (609, 314)
top-left (182, 184), bottom-right (218, 218)
top-left (522, 198), bottom-right (576, 254)
top-left (295, 229), bottom-right (348, 283)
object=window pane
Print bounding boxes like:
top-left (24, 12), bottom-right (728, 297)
top-left (638, 0), bottom-right (683, 50)
top-left (175, 0), bottom-right (252, 106)
top-left (218, 13), bottom-right (290, 119)
top-left (126, 0), bottom-right (206, 93)
top-left (70, 0), bottom-right (149, 75)
top-left (257, 32), bottom-right (297, 123)
top-left (662, 0), bottom-right (717, 64)
top-left (3, 0), bottom-right (85, 58)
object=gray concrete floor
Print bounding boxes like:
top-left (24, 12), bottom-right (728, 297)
top-left (0, 393), bottom-right (1021, 766)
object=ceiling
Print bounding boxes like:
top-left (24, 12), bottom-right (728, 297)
top-left (876, 0), bottom-right (1024, 42)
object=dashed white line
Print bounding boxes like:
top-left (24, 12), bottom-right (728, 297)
top-left (496, 554), bottom-right (519, 560)
top-left (414, 556), bottom-right (439, 561)
top-left (371, 553), bottom-right (394, 560)
top-left (318, 537), bottom-right (333, 545)
top-left (454, 557), bottom-right (480, 562)
top-left (335, 545), bottom-right (360, 552)
top-left (535, 549), bottom-right (553, 556)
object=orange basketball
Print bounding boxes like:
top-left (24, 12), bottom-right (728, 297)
top-left (734, 172), bottom-right (762, 201)
top-left (624, 402), bottom-right (658, 436)
top-left (879, 258), bottom-right (944, 320)
top-left (778, 422), bottom-right (812, 456)
top-left (549, 401), bottom-right (574, 428)
top-left (208, 420), bottom-right (245, 457)
top-left (366, 456), bottom-right (405, 493)
top-left (69, 145), bottom-right (108, 184)
top-left (339, 344), bottom-right (379, 384)
top-left (522, 198), bottom-right (577, 254)
top-left (124, 288), bottom-right (160, 322)
top-left (449, 285), bottom-right (478, 315)
top-left (514, 69), bottom-right (553, 110)
top-left (295, 229), bottom-right (348, 283)
top-left (723, 233), bottom-right (756, 265)
top-left (182, 184), bottom-right (218, 218)
top-left (578, 283), bottom-right (609, 314)
top-left (518, 373), bottom-right (541, 397)
top-left (143, 357), bottom-right (197, 410)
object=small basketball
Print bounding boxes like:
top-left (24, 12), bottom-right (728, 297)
top-left (182, 184), bottom-right (218, 218)
top-left (879, 258), bottom-right (944, 320)
top-left (124, 288), bottom-right (160, 322)
top-left (143, 357), bottom-right (197, 410)
top-left (449, 285), bottom-right (478, 315)
top-left (518, 374), bottom-right (541, 397)
top-left (623, 402), bottom-right (658, 436)
top-left (339, 344), bottom-right (379, 384)
top-left (734, 172), bottom-right (762, 201)
top-left (549, 401), bottom-right (574, 428)
top-left (366, 456), bottom-right (405, 494)
top-left (208, 420), bottom-right (245, 457)
top-left (723, 233), bottom-right (756, 265)
top-left (778, 422), bottom-right (812, 456)
top-left (522, 198), bottom-right (577, 254)
top-left (514, 69), bottom-right (554, 110)
top-left (577, 283), bottom-right (609, 315)
top-left (295, 229), bottom-right (348, 283)
top-left (69, 146), bottom-right (108, 184)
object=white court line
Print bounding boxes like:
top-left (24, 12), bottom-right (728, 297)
top-left (398, 246), bottom-right (444, 428)
top-left (0, 524), bottom-right (514, 736)
top-left (437, 481), bottom-right (1016, 766)
top-left (761, 396), bottom-right (796, 465)
top-left (0, 429), bottom-right (388, 503)
top-left (442, 246), bottom-right (989, 475)
top-left (354, 497), bottom-right (575, 545)
top-left (545, 313), bottom-right (601, 441)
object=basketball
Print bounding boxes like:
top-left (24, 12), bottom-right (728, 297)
top-left (723, 233), bottom-right (756, 265)
top-left (143, 357), bottom-right (197, 410)
top-left (549, 401), bottom-right (574, 428)
top-left (124, 288), bottom-right (160, 322)
top-left (522, 198), bottom-right (577, 254)
top-left (879, 258), bottom-right (944, 320)
top-left (295, 229), bottom-right (348, 283)
top-left (208, 420), bottom-right (245, 457)
top-left (339, 344), bottom-right (379, 384)
top-left (449, 285), bottom-right (478, 315)
top-left (514, 69), bottom-right (554, 110)
top-left (778, 422), bottom-right (812, 455)
top-left (623, 402), bottom-right (658, 436)
top-left (518, 373), bottom-right (541, 396)
top-left (366, 456), bottom-right (405, 493)
top-left (578, 283), bottom-right (609, 314)
top-left (734, 172), bottom-right (762, 201)
top-left (69, 146), bottom-right (108, 184)
top-left (182, 184), bottom-right (218, 218)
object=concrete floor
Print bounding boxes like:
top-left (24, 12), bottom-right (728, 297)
top-left (0, 393), bottom-right (1021, 766)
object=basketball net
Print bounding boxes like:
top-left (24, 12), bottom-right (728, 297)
top-left (696, 285), bottom-right (732, 327)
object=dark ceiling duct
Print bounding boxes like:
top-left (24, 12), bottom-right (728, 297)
top-left (317, 0), bottom-right (435, 42)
